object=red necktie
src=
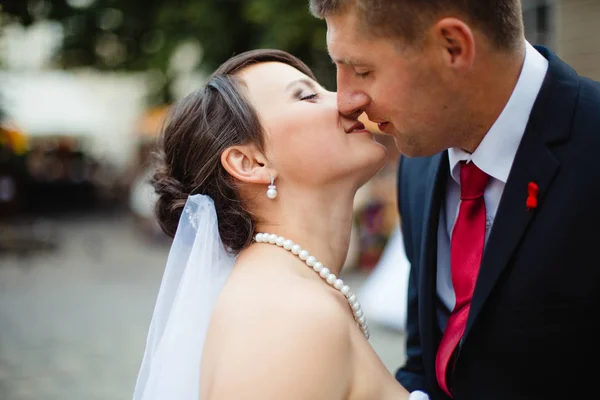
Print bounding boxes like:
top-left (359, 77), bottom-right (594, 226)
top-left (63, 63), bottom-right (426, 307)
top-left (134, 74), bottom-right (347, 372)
top-left (436, 161), bottom-right (490, 397)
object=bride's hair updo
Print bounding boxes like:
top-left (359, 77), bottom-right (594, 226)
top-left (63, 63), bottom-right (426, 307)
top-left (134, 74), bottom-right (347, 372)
top-left (151, 49), bottom-right (316, 252)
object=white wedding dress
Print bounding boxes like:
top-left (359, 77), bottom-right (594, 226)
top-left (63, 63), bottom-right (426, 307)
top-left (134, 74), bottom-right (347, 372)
top-left (360, 224), bottom-right (410, 332)
top-left (132, 194), bottom-right (429, 400)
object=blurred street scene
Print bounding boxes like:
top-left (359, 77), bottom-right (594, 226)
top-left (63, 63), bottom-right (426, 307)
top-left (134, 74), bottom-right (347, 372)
top-left (1, 0), bottom-right (599, 399)
top-left (0, 212), bottom-right (407, 400)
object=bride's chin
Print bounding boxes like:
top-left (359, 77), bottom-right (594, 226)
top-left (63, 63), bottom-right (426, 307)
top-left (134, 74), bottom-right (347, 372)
top-left (362, 148), bottom-right (389, 177)
top-left (352, 161), bottom-right (388, 190)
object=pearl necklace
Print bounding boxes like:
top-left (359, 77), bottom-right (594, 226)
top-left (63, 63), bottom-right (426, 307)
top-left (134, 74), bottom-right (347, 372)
top-left (254, 232), bottom-right (370, 340)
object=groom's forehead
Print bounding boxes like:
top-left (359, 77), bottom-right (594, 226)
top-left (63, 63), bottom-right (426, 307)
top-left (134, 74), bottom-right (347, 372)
top-left (326, 24), bottom-right (375, 66)
top-left (326, 32), bottom-right (365, 66)
top-left (327, 40), bottom-right (372, 67)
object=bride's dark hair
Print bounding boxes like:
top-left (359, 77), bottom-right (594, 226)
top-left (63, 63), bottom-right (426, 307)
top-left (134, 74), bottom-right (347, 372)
top-left (151, 49), bottom-right (316, 252)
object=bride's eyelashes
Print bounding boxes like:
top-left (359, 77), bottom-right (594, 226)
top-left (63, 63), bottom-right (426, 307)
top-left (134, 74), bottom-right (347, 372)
top-left (301, 93), bottom-right (318, 101)
top-left (293, 89), bottom-right (319, 101)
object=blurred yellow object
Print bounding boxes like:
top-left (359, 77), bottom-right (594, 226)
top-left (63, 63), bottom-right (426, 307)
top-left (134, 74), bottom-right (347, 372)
top-left (359, 113), bottom-right (383, 134)
top-left (135, 105), bottom-right (170, 139)
top-left (0, 123), bottom-right (29, 155)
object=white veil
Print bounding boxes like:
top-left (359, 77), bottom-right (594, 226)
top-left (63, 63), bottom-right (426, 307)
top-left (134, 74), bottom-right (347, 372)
top-left (132, 194), bottom-right (235, 400)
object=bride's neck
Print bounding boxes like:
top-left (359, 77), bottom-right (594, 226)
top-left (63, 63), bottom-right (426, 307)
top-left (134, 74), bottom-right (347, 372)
top-left (254, 186), bottom-right (357, 276)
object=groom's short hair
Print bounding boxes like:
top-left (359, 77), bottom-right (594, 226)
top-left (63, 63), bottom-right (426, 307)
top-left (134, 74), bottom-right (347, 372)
top-left (309, 0), bottom-right (524, 51)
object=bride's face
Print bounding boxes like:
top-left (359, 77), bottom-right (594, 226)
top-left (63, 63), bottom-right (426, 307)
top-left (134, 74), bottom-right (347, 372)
top-left (237, 62), bottom-right (387, 188)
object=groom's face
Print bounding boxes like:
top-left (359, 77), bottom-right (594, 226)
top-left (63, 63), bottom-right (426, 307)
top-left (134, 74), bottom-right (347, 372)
top-left (326, 9), bottom-right (461, 157)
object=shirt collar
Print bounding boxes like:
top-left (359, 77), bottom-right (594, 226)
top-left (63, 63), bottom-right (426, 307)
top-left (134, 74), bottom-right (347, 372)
top-left (448, 41), bottom-right (549, 184)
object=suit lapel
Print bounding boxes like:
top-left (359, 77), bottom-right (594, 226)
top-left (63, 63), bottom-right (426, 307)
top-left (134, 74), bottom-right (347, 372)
top-left (418, 151), bottom-right (449, 389)
top-left (462, 46), bottom-right (580, 343)
top-left (463, 121), bottom-right (559, 340)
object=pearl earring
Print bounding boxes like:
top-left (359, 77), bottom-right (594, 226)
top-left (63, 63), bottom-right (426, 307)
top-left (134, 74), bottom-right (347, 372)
top-left (267, 175), bottom-right (277, 199)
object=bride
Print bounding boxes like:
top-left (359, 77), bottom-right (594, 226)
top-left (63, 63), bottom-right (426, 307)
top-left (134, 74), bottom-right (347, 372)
top-left (132, 49), bottom-right (428, 400)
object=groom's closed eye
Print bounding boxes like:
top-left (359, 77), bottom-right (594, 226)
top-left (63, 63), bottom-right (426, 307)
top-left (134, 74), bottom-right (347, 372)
top-left (330, 56), bottom-right (373, 80)
top-left (354, 70), bottom-right (371, 79)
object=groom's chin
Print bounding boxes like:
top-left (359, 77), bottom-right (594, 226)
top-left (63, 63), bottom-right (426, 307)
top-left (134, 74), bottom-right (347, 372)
top-left (393, 139), bottom-right (421, 158)
top-left (393, 137), bottom-right (443, 158)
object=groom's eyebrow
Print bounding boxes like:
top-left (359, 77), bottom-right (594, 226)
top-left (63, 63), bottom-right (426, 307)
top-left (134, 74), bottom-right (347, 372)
top-left (330, 56), bottom-right (368, 67)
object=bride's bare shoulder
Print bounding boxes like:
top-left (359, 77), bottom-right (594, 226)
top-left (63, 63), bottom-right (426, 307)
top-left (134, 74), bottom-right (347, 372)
top-left (203, 261), bottom-right (354, 398)
top-left (215, 260), bottom-right (351, 335)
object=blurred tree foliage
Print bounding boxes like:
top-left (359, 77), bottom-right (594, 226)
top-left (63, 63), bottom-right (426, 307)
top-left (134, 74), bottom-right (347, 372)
top-left (0, 0), bottom-right (335, 103)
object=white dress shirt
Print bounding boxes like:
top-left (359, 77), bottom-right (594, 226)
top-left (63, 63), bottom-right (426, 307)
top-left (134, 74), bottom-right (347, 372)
top-left (436, 42), bottom-right (549, 326)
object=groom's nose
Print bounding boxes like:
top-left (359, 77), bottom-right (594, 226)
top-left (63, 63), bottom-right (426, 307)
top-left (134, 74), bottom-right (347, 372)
top-left (337, 90), bottom-right (369, 120)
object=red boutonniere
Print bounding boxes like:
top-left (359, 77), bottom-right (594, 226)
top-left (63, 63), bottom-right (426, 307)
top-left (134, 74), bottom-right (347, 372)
top-left (527, 182), bottom-right (539, 211)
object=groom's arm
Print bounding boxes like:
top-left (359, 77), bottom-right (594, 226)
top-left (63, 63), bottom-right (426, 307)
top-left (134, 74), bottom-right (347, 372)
top-left (395, 157), bottom-right (427, 392)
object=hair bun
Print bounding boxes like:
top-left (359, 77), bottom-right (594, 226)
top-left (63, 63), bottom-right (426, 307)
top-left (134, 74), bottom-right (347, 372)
top-left (151, 155), bottom-right (188, 238)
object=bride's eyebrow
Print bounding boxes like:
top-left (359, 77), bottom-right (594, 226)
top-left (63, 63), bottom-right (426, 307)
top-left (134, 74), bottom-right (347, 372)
top-left (285, 78), bottom-right (318, 93)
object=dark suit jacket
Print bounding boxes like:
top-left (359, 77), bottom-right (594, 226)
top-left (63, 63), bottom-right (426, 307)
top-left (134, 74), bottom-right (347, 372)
top-left (395, 46), bottom-right (600, 400)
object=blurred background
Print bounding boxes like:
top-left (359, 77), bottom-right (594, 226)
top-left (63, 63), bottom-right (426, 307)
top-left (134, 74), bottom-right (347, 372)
top-left (0, 0), bottom-right (598, 399)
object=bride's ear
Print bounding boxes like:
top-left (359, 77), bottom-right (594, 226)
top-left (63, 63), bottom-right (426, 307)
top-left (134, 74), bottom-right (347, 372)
top-left (221, 145), bottom-right (272, 184)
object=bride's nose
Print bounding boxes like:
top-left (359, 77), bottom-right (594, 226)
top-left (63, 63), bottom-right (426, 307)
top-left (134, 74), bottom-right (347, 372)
top-left (323, 90), bottom-right (339, 109)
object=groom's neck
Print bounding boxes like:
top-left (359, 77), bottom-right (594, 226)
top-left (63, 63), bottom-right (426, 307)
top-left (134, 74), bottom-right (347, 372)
top-left (460, 43), bottom-right (526, 153)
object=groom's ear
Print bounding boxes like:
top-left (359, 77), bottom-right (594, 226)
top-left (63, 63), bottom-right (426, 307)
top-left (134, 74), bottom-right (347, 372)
top-left (432, 18), bottom-right (475, 73)
top-left (221, 145), bottom-right (272, 185)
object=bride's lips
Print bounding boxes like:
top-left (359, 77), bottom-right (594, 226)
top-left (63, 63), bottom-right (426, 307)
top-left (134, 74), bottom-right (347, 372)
top-left (345, 121), bottom-right (372, 134)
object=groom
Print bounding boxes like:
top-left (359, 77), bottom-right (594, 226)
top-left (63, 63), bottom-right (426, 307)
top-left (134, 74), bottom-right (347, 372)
top-left (310, 0), bottom-right (600, 399)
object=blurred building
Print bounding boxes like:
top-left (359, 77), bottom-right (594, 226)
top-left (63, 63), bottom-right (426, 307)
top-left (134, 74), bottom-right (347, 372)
top-left (0, 21), bottom-right (154, 214)
top-left (556, 0), bottom-right (600, 81)
top-left (524, 0), bottom-right (600, 81)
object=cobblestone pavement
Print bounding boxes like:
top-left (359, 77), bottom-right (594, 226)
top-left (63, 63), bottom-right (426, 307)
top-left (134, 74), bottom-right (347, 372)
top-left (0, 212), bottom-right (405, 400)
